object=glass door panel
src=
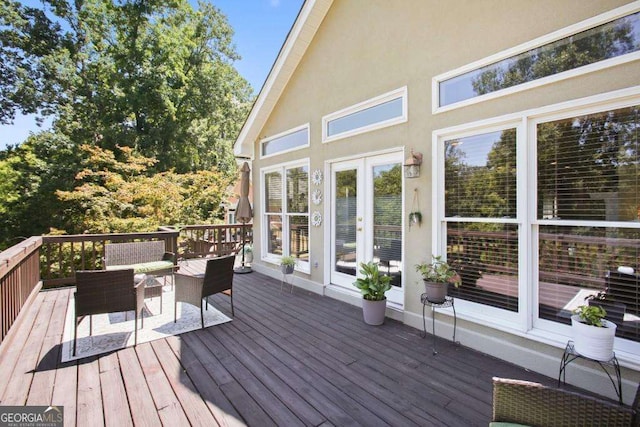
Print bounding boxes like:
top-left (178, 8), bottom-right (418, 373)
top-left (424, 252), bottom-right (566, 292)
top-left (332, 166), bottom-right (361, 286)
top-left (371, 163), bottom-right (403, 288)
top-left (330, 152), bottom-right (404, 307)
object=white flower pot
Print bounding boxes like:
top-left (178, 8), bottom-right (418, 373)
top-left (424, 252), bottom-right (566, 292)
top-left (571, 315), bottom-right (617, 361)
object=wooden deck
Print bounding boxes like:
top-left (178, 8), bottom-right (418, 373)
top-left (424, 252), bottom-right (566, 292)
top-left (0, 268), bottom-right (562, 427)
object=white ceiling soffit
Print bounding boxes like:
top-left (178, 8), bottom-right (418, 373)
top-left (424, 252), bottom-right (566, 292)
top-left (233, 0), bottom-right (333, 159)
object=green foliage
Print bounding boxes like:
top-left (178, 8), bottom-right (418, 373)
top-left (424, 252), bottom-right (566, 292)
top-left (0, 0), bottom-right (251, 247)
top-left (353, 261), bottom-right (392, 301)
top-left (55, 145), bottom-right (233, 234)
top-left (280, 255), bottom-right (296, 267)
top-left (573, 304), bottom-right (607, 327)
top-left (415, 255), bottom-right (461, 286)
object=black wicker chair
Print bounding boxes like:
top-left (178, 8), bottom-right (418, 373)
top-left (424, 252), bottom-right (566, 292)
top-left (174, 255), bottom-right (235, 328)
top-left (74, 269), bottom-right (144, 356)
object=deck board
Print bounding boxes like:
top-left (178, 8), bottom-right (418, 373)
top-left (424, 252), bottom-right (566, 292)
top-left (1, 265), bottom-right (578, 426)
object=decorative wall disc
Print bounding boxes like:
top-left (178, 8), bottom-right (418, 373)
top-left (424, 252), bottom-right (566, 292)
top-left (311, 211), bottom-right (322, 227)
top-left (312, 169), bottom-right (323, 185)
top-left (312, 189), bottom-right (322, 205)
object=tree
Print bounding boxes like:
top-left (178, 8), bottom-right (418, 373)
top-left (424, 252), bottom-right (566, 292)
top-left (56, 145), bottom-right (233, 234)
top-left (0, 0), bottom-right (251, 247)
top-left (1, 0), bottom-right (251, 174)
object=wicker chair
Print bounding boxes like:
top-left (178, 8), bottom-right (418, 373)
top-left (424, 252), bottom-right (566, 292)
top-left (74, 269), bottom-right (144, 356)
top-left (492, 377), bottom-right (640, 426)
top-left (174, 255), bottom-right (235, 328)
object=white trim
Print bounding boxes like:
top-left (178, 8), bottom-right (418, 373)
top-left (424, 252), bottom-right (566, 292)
top-left (322, 86), bottom-right (408, 143)
top-left (432, 85), bottom-right (640, 367)
top-left (260, 123), bottom-right (310, 159)
top-left (233, 0), bottom-right (333, 159)
top-left (432, 2), bottom-right (640, 113)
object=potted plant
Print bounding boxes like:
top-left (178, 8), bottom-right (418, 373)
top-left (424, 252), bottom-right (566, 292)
top-left (415, 255), bottom-right (461, 303)
top-left (353, 261), bottom-right (392, 325)
top-left (242, 244), bottom-right (254, 264)
top-left (571, 304), bottom-right (617, 361)
top-left (585, 291), bottom-right (625, 325)
top-left (408, 211), bottom-right (422, 227)
top-left (280, 255), bottom-right (296, 274)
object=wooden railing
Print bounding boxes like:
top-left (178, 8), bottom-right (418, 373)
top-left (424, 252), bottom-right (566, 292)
top-left (0, 223), bottom-right (253, 343)
top-left (40, 224), bottom-right (253, 288)
top-left (0, 237), bottom-right (42, 342)
top-left (172, 224), bottom-right (252, 259)
top-left (40, 231), bottom-right (180, 288)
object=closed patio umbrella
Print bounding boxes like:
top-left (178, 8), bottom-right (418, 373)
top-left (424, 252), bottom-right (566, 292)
top-left (235, 162), bottom-right (253, 274)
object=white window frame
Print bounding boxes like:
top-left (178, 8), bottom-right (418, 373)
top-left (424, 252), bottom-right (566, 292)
top-left (261, 158), bottom-right (311, 273)
top-left (433, 85), bottom-right (640, 366)
top-left (260, 123), bottom-right (310, 159)
top-left (432, 2), bottom-right (640, 114)
top-left (322, 86), bottom-right (408, 144)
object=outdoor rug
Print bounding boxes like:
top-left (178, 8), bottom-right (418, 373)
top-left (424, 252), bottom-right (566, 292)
top-left (60, 285), bottom-right (232, 362)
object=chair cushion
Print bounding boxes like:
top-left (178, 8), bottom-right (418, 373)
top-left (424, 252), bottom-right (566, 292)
top-left (107, 260), bottom-right (174, 274)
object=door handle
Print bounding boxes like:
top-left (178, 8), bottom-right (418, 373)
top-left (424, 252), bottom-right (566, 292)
top-left (357, 227), bottom-right (362, 231)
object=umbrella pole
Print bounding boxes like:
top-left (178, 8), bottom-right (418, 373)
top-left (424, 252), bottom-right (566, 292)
top-left (235, 223), bottom-right (252, 274)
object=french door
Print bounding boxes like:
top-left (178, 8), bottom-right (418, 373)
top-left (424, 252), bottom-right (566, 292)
top-left (330, 152), bottom-right (404, 307)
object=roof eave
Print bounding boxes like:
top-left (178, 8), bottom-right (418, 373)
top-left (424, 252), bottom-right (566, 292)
top-left (233, 0), bottom-right (333, 160)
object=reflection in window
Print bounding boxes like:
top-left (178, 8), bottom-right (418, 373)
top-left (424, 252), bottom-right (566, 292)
top-left (334, 170), bottom-right (357, 276)
top-left (539, 226), bottom-right (640, 342)
top-left (440, 11), bottom-right (640, 107)
top-left (265, 172), bottom-right (282, 213)
top-left (447, 223), bottom-right (519, 312)
top-left (286, 166), bottom-right (309, 214)
top-left (445, 129), bottom-right (517, 218)
top-left (537, 106), bottom-right (640, 342)
top-left (537, 106), bottom-right (640, 222)
top-left (267, 215), bottom-right (283, 255)
top-left (263, 164), bottom-right (309, 264)
top-left (289, 215), bottom-right (309, 262)
top-left (372, 164), bottom-right (402, 287)
top-left (444, 128), bottom-right (519, 310)
top-left (262, 127), bottom-right (309, 157)
top-left (327, 97), bottom-right (404, 138)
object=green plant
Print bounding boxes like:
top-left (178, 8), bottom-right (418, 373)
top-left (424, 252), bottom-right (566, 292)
top-left (409, 211), bottom-right (422, 225)
top-left (573, 304), bottom-right (607, 327)
top-left (280, 255), bottom-right (296, 267)
top-left (415, 255), bottom-right (461, 287)
top-left (353, 261), bottom-right (392, 301)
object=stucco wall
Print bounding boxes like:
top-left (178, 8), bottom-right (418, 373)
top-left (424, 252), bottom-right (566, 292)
top-left (249, 0), bottom-right (640, 401)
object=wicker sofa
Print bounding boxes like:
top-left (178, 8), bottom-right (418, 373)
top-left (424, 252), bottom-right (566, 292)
top-left (104, 241), bottom-right (176, 279)
top-left (492, 377), bottom-right (639, 427)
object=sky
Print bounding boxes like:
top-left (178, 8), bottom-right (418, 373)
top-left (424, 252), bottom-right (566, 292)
top-left (0, 0), bottom-right (304, 150)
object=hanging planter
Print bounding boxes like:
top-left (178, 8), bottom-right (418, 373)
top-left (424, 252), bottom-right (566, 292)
top-left (409, 211), bottom-right (422, 227)
top-left (409, 188), bottom-right (422, 228)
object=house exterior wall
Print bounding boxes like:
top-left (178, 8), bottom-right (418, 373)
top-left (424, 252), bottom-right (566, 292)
top-left (248, 0), bottom-right (640, 401)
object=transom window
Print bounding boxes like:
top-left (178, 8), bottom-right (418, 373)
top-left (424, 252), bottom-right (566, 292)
top-left (261, 124), bottom-right (309, 158)
top-left (322, 87), bottom-right (407, 143)
top-left (437, 96), bottom-right (640, 355)
top-left (262, 161), bottom-right (310, 270)
top-left (435, 5), bottom-right (640, 111)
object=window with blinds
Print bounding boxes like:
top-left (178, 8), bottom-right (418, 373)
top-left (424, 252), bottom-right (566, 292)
top-left (537, 106), bottom-right (640, 341)
top-left (444, 129), bottom-right (519, 311)
top-left (262, 163), bottom-right (310, 267)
